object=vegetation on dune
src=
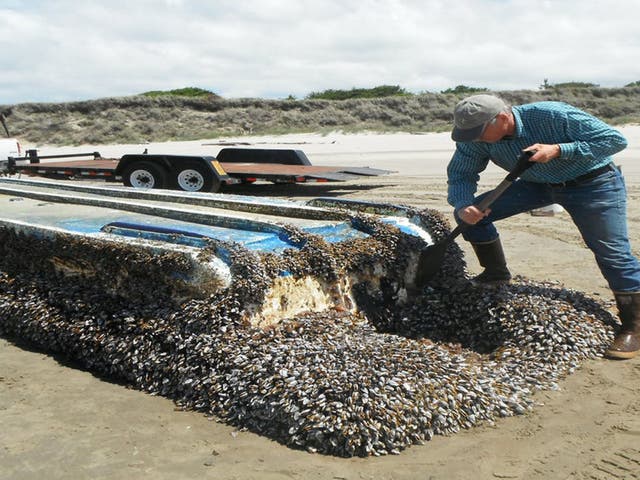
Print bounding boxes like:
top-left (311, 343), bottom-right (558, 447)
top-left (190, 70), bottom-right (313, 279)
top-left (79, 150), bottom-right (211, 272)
top-left (439, 85), bottom-right (489, 95)
top-left (306, 85), bottom-right (410, 100)
top-left (141, 87), bottom-right (218, 98)
top-left (2, 82), bottom-right (640, 145)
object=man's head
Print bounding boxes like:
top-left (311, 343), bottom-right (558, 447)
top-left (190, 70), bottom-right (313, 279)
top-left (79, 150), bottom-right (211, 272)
top-left (451, 94), bottom-right (510, 142)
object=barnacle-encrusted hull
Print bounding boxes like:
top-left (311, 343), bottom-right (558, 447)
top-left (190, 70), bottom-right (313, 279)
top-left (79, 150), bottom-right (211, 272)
top-left (0, 179), bottom-right (617, 457)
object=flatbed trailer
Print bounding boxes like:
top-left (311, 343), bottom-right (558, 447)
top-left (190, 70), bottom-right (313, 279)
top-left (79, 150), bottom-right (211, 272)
top-left (4, 147), bottom-right (392, 193)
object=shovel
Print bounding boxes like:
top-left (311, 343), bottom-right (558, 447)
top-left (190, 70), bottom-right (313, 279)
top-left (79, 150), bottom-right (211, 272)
top-left (413, 150), bottom-right (535, 287)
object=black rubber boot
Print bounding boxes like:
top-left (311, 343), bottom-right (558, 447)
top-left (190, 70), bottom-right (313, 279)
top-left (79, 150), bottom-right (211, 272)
top-left (470, 237), bottom-right (511, 286)
top-left (606, 292), bottom-right (640, 360)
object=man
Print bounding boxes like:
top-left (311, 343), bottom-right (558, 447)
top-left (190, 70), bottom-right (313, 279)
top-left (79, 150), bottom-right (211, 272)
top-left (446, 94), bottom-right (640, 359)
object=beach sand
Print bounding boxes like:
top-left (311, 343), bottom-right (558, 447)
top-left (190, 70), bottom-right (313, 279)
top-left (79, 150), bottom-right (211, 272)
top-left (1, 128), bottom-right (640, 479)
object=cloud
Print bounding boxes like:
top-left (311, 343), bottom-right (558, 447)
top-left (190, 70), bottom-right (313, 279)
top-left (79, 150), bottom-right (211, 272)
top-left (1, 0), bottom-right (640, 104)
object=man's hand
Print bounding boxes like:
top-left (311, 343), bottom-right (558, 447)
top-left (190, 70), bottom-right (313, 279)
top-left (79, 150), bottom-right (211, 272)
top-left (458, 205), bottom-right (490, 225)
top-left (524, 144), bottom-right (561, 163)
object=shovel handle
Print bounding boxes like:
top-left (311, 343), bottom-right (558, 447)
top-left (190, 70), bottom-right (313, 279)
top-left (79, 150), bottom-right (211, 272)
top-left (475, 150), bottom-right (535, 211)
top-left (452, 150), bottom-right (535, 237)
top-left (414, 151), bottom-right (535, 287)
top-left (432, 151), bottom-right (536, 243)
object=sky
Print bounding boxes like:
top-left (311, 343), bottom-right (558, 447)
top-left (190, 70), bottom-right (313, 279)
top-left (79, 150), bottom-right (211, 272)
top-left (1, 0), bottom-right (640, 105)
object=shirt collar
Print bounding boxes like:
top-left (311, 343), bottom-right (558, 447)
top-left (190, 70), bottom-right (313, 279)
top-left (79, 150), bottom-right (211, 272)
top-left (510, 107), bottom-right (524, 138)
top-left (496, 107), bottom-right (524, 142)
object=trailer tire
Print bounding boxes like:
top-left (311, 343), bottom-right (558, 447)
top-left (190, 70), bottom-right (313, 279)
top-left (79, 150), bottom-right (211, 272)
top-left (122, 161), bottom-right (168, 189)
top-left (175, 160), bottom-right (220, 192)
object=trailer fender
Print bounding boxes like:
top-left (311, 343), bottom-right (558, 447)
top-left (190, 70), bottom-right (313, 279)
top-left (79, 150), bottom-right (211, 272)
top-left (216, 148), bottom-right (312, 166)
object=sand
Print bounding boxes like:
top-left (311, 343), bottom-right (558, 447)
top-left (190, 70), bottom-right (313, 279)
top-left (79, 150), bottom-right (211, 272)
top-left (1, 127), bottom-right (640, 479)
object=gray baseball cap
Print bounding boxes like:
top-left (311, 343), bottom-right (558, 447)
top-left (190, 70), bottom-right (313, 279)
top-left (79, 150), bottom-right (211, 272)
top-left (451, 94), bottom-right (507, 142)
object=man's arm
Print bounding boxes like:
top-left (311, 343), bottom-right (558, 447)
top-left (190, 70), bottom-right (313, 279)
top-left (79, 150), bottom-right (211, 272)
top-left (557, 106), bottom-right (627, 161)
top-left (447, 143), bottom-right (490, 212)
top-left (523, 105), bottom-right (626, 164)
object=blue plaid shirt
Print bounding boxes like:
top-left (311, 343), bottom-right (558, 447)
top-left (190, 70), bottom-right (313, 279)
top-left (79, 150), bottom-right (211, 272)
top-left (447, 101), bottom-right (628, 211)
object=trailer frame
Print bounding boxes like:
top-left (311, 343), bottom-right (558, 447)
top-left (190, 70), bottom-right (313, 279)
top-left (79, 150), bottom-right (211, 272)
top-left (5, 148), bottom-right (392, 193)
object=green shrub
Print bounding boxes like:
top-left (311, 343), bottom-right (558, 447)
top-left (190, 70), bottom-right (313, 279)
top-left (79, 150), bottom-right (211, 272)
top-left (141, 87), bottom-right (217, 98)
top-left (440, 85), bottom-right (488, 95)
top-left (306, 85), bottom-right (410, 100)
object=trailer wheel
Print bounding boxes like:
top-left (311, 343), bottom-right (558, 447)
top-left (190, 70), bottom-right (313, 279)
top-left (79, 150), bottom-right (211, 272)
top-left (122, 161), bottom-right (167, 189)
top-left (175, 160), bottom-right (220, 192)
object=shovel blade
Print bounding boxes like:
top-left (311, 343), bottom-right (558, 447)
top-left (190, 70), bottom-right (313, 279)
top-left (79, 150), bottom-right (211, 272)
top-left (413, 241), bottom-right (449, 287)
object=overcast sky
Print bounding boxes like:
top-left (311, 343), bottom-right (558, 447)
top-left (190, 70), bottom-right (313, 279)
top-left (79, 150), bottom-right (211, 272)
top-left (1, 0), bottom-right (639, 105)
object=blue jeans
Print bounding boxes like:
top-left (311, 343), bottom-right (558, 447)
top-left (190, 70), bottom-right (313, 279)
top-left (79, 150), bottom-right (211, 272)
top-left (458, 166), bottom-right (640, 293)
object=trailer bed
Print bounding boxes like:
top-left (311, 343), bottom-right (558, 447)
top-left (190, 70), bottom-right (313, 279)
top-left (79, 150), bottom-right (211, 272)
top-left (14, 157), bottom-right (392, 183)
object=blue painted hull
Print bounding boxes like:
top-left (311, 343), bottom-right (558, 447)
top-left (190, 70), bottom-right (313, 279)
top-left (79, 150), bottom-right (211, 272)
top-left (0, 178), bottom-right (438, 322)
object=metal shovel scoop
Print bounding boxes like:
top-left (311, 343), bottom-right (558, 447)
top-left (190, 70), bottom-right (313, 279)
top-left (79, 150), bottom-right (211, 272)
top-left (413, 150), bottom-right (535, 287)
